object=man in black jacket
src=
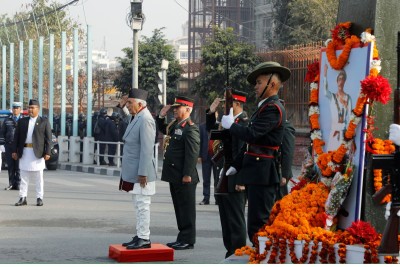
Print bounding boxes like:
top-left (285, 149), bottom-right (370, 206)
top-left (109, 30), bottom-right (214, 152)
top-left (157, 96), bottom-right (200, 250)
top-left (12, 99), bottom-right (52, 207)
top-left (207, 90), bottom-right (249, 258)
top-left (221, 62), bottom-right (291, 244)
top-left (0, 102), bottom-right (24, 190)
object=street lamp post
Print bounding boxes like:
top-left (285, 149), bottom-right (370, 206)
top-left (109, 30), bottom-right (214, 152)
top-left (130, 0), bottom-right (144, 89)
top-left (161, 59), bottom-right (169, 105)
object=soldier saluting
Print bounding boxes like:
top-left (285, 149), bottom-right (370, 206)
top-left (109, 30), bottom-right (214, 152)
top-left (157, 96), bottom-right (200, 250)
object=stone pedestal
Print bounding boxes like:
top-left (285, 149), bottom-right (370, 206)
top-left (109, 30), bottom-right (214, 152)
top-left (58, 135), bottom-right (69, 162)
top-left (82, 137), bottom-right (94, 164)
top-left (68, 136), bottom-right (80, 163)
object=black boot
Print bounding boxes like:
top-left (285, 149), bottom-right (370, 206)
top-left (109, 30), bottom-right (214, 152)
top-left (15, 197), bottom-right (27, 206)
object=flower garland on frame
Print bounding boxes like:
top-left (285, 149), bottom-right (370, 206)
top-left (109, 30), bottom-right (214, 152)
top-left (234, 22), bottom-right (397, 264)
top-left (308, 23), bottom-right (392, 224)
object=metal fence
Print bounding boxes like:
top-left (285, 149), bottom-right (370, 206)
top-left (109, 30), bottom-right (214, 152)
top-left (258, 41), bottom-right (323, 130)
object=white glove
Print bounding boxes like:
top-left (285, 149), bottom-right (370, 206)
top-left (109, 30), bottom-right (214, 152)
top-left (221, 108), bottom-right (234, 129)
top-left (389, 124), bottom-right (400, 146)
top-left (219, 166), bottom-right (237, 178)
top-left (385, 202), bottom-right (391, 220)
top-left (0, 145), bottom-right (4, 152)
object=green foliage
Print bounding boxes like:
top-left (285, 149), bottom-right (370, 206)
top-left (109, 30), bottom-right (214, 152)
top-left (193, 27), bottom-right (261, 111)
top-left (114, 28), bottom-right (182, 112)
top-left (268, 0), bottom-right (339, 48)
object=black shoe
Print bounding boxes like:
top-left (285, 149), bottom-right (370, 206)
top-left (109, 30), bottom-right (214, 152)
top-left (11, 186), bottom-right (19, 190)
top-left (4, 185), bottom-right (13, 190)
top-left (99, 161), bottom-right (107, 165)
top-left (199, 199), bottom-right (209, 205)
top-left (126, 238), bottom-right (151, 249)
top-left (122, 236), bottom-right (139, 247)
top-left (166, 241), bottom-right (179, 248)
top-left (15, 197), bottom-right (27, 206)
top-left (171, 242), bottom-right (194, 250)
top-left (37, 198), bottom-right (43, 206)
top-left (109, 162), bottom-right (116, 167)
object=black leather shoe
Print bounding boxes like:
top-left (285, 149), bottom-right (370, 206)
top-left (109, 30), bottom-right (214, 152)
top-left (166, 241), bottom-right (179, 248)
top-left (126, 238), bottom-right (151, 249)
top-left (122, 236), bottom-right (139, 247)
top-left (15, 197), bottom-right (27, 206)
top-left (99, 161), bottom-right (107, 165)
top-left (199, 199), bottom-right (209, 205)
top-left (4, 185), bottom-right (13, 190)
top-left (171, 242), bottom-right (194, 250)
top-left (109, 162), bottom-right (116, 166)
top-left (11, 186), bottom-right (19, 190)
top-left (37, 198), bottom-right (43, 206)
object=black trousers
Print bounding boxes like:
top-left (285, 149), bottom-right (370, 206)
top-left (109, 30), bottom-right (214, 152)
top-left (216, 191), bottom-right (247, 258)
top-left (201, 155), bottom-right (218, 201)
top-left (5, 144), bottom-right (20, 188)
top-left (169, 182), bottom-right (197, 244)
top-left (246, 184), bottom-right (277, 244)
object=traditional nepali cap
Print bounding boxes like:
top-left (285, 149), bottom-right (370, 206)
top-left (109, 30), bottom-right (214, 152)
top-left (128, 88), bottom-right (148, 101)
top-left (232, 90), bottom-right (247, 103)
top-left (247, 61), bottom-right (291, 85)
top-left (12, 101), bottom-right (22, 108)
top-left (29, 99), bottom-right (40, 106)
top-left (171, 96), bottom-right (195, 107)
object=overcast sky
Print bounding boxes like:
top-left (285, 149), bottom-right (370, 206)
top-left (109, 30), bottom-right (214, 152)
top-left (2, 0), bottom-right (189, 59)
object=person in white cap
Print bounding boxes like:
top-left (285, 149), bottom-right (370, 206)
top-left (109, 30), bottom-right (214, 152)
top-left (0, 101), bottom-right (23, 190)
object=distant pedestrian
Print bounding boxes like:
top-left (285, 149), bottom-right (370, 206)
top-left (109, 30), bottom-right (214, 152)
top-left (12, 99), bottom-right (52, 207)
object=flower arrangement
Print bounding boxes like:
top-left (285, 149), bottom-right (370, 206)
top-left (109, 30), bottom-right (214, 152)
top-left (236, 22), bottom-right (398, 264)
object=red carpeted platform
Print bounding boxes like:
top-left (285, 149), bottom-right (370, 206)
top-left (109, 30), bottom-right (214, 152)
top-left (109, 243), bottom-right (174, 263)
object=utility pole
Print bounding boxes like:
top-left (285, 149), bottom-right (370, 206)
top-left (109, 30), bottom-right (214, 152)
top-left (130, 0), bottom-right (144, 89)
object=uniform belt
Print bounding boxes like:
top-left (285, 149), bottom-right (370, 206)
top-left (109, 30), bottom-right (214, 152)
top-left (246, 145), bottom-right (278, 156)
top-left (24, 143), bottom-right (33, 148)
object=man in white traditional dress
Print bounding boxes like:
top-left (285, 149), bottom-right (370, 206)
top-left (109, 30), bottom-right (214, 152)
top-left (120, 89), bottom-right (157, 249)
top-left (12, 99), bottom-right (52, 207)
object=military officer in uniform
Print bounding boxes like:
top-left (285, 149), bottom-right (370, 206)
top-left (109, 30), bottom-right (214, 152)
top-left (157, 96), bottom-right (200, 250)
top-left (0, 102), bottom-right (24, 190)
top-left (207, 90), bottom-right (249, 258)
top-left (12, 99), bottom-right (52, 206)
top-left (221, 62), bottom-right (291, 244)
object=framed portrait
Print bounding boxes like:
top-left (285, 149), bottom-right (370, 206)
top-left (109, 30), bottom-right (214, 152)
top-left (318, 43), bottom-right (373, 229)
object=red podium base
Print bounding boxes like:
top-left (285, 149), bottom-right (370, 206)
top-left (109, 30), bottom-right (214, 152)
top-left (109, 243), bottom-right (174, 263)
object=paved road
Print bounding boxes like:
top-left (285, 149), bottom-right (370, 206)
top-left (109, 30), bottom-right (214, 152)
top-left (0, 163), bottom-right (301, 264)
top-left (0, 166), bottom-right (236, 264)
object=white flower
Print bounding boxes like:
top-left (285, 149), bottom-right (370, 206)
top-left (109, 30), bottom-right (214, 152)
top-left (360, 32), bottom-right (376, 43)
top-left (310, 130), bottom-right (322, 140)
top-left (371, 59), bottom-right (381, 67)
top-left (349, 113), bottom-right (362, 125)
top-left (308, 106), bottom-right (320, 116)
top-left (328, 161), bottom-right (340, 171)
top-left (310, 82), bottom-right (318, 90)
top-left (324, 39), bottom-right (332, 47)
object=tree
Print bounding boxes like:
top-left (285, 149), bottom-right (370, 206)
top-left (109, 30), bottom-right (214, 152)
top-left (113, 28), bottom-right (182, 112)
top-left (193, 27), bottom-right (261, 110)
top-left (267, 0), bottom-right (339, 48)
top-left (0, 0), bottom-right (82, 110)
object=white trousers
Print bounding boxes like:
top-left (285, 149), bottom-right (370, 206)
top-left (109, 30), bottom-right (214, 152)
top-left (133, 194), bottom-right (151, 240)
top-left (19, 170), bottom-right (44, 199)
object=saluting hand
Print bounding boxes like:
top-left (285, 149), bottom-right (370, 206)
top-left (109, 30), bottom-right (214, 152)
top-left (221, 108), bottom-right (234, 129)
top-left (209, 98), bottom-right (222, 113)
top-left (159, 105), bottom-right (171, 117)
